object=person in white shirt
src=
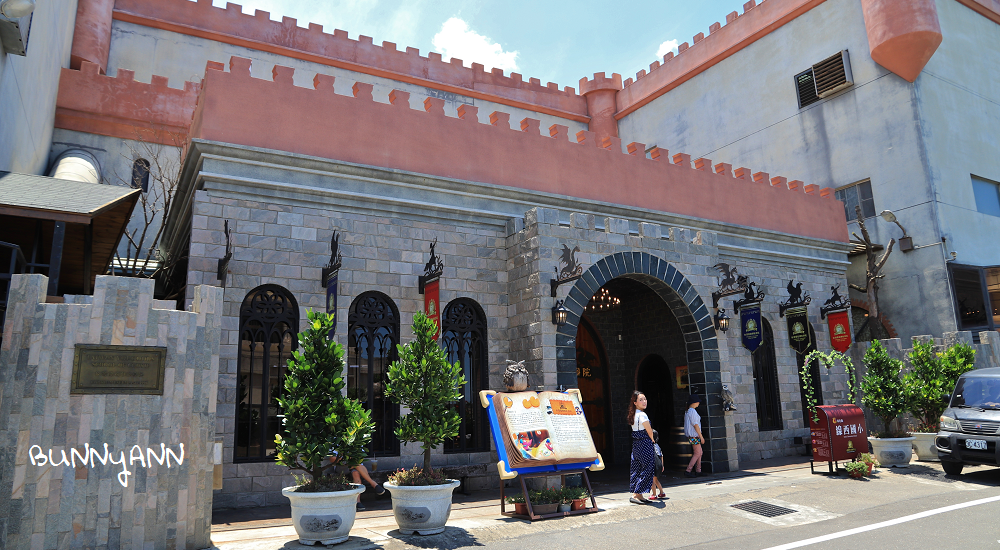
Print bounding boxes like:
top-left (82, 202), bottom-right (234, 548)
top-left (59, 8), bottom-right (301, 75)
top-left (684, 395), bottom-right (704, 477)
top-left (628, 391), bottom-right (656, 504)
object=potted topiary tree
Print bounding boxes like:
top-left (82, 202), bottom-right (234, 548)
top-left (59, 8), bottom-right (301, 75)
top-left (384, 312), bottom-right (465, 535)
top-left (861, 340), bottom-right (913, 467)
top-left (904, 340), bottom-right (976, 461)
top-left (275, 310), bottom-right (375, 546)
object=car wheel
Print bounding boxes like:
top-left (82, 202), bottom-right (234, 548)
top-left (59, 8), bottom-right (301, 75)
top-left (942, 461), bottom-right (964, 476)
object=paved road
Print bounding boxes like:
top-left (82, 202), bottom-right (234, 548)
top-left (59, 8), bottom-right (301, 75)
top-left (375, 463), bottom-right (1000, 550)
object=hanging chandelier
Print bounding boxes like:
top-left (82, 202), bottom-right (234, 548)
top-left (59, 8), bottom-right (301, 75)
top-left (586, 288), bottom-right (621, 312)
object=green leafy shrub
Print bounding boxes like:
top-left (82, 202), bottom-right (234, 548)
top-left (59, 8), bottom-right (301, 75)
top-left (801, 350), bottom-right (857, 423)
top-left (845, 460), bottom-right (869, 478)
top-left (505, 493), bottom-right (526, 504)
top-left (386, 312), bottom-right (465, 475)
top-left (386, 466), bottom-right (448, 486)
top-left (904, 340), bottom-right (976, 432)
top-left (857, 453), bottom-right (879, 468)
top-left (561, 486), bottom-right (589, 503)
top-left (274, 310), bottom-right (375, 491)
top-left (528, 488), bottom-right (562, 505)
top-left (860, 340), bottom-right (908, 437)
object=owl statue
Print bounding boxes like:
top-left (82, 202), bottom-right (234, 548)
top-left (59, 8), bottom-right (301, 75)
top-left (503, 360), bottom-right (529, 392)
top-left (721, 384), bottom-right (737, 411)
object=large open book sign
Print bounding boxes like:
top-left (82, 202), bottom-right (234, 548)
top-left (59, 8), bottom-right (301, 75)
top-left (480, 390), bottom-right (604, 479)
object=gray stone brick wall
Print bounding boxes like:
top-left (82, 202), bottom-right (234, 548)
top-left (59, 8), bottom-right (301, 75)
top-left (0, 275), bottom-right (223, 550)
top-left (187, 191), bottom-right (511, 509)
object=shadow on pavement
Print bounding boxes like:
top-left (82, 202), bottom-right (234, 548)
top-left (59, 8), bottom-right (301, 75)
top-left (384, 526), bottom-right (484, 549)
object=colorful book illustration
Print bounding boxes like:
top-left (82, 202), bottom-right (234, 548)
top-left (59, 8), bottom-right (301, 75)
top-left (493, 391), bottom-right (598, 468)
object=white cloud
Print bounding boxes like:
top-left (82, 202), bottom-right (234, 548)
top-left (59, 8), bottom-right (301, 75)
top-left (656, 39), bottom-right (679, 58)
top-left (432, 17), bottom-right (518, 72)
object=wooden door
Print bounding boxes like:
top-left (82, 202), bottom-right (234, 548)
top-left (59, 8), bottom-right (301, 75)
top-left (576, 317), bottom-right (612, 460)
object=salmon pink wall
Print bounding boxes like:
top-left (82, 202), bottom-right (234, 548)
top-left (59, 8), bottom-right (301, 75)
top-left (110, 0), bottom-right (589, 123)
top-left (55, 62), bottom-right (201, 144)
top-left (189, 57), bottom-right (848, 243)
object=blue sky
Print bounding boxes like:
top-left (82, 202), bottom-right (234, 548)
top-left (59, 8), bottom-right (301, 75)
top-left (210, 0), bottom-right (751, 88)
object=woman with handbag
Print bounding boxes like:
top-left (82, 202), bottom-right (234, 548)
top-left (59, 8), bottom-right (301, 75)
top-left (628, 391), bottom-right (656, 504)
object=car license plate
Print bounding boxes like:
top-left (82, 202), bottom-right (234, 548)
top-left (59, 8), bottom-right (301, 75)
top-left (965, 439), bottom-right (987, 450)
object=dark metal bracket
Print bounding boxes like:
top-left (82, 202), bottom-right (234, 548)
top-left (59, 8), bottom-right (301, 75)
top-left (550, 244), bottom-right (584, 297)
top-left (732, 280), bottom-right (766, 312)
top-left (711, 262), bottom-right (749, 308)
top-left (819, 283), bottom-right (851, 319)
top-left (779, 279), bottom-right (811, 317)
top-left (217, 220), bottom-right (232, 289)
top-left (419, 238), bottom-right (444, 294)
top-left (321, 230), bottom-right (343, 288)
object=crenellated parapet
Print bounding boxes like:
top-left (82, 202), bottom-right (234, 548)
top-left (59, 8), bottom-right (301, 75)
top-left (615, 0), bottom-right (829, 119)
top-left (188, 56), bottom-right (846, 243)
top-left (55, 62), bottom-right (201, 144)
top-left (111, 0), bottom-right (588, 121)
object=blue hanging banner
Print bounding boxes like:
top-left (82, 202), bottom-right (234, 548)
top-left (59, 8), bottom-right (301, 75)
top-left (740, 303), bottom-right (763, 353)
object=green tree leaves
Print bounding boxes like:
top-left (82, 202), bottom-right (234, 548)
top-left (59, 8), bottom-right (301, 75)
top-left (904, 340), bottom-right (976, 432)
top-left (861, 340), bottom-right (908, 436)
top-left (274, 310), bottom-right (374, 485)
top-left (386, 312), bottom-right (465, 473)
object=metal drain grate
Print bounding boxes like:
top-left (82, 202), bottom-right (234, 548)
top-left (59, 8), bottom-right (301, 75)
top-left (730, 501), bottom-right (798, 518)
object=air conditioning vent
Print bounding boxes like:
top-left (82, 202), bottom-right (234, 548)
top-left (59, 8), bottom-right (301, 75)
top-left (794, 50), bottom-right (853, 108)
top-left (813, 50), bottom-right (853, 97)
top-left (795, 70), bottom-right (819, 108)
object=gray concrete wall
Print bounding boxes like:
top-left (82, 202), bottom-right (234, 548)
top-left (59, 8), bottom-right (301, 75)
top-left (0, 274), bottom-right (223, 549)
top-left (105, 20), bottom-right (587, 136)
top-left (617, 0), bottom-right (974, 343)
top-left (915, 0), bottom-right (1000, 268)
top-left (0, 0), bottom-right (78, 174)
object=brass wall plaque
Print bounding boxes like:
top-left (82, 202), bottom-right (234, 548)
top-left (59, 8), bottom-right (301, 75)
top-left (71, 344), bottom-right (167, 395)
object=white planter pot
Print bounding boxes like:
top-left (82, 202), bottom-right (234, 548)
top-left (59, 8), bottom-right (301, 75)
top-left (909, 432), bottom-right (940, 462)
top-left (868, 436), bottom-right (916, 467)
top-left (385, 479), bottom-right (461, 535)
top-left (282, 484), bottom-right (365, 545)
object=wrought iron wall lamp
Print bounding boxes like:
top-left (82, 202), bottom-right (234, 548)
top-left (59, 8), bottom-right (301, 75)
top-left (714, 308), bottom-right (730, 333)
top-left (879, 210), bottom-right (913, 252)
top-left (551, 300), bottom-right (569, 326)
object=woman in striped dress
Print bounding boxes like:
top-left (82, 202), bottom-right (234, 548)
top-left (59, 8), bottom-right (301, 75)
top-left (628, 391), bottom-right (656, 504)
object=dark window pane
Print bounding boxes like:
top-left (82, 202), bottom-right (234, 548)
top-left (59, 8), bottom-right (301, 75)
top-left (752, 320), bottom-right (782, 431)
top-left (347, 292), bottom-right (400, 457)
top-left (131, 159), bottom-right (150, 192)
top-left (973, 177), bottom-right (1000, 217)
top-left (838, 185), bottom-right (859, 221)
top-left (859, 181), bottom-right (876, 218)
top-left (442, 298), bottom-right (489, 454)
top-left (236, 285), bottom-right (298, 462)
top-left (953, 267), bottom-right (988, 329)
top-left (858, 180), bottom-right (873, 200)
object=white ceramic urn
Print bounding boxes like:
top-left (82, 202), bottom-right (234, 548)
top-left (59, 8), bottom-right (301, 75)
top-left (384, 479), bottom-right (461, 535)
top-left (909, 432), bottom-right (940, 462)
top-left (282, 484), bottom-right (365, 545)
top-left (868, 436), bottom-right (916, 467)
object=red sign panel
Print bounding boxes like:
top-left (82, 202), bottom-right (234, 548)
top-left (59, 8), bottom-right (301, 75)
top-left (811, 404), bottom-right (867, 463)
top-left (424, 278), bottom-right (440, 339)
top-left (827, 310), bottom-right (852, 352)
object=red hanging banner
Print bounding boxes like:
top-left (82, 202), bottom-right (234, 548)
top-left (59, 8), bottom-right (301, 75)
top-left (424, 278), bottom-right (441, 339)
top-left (827, 310), bottom-right (852, 352)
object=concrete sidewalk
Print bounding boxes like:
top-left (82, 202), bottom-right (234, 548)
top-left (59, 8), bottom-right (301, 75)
top-left (210, 456), bottom-right (816, 549)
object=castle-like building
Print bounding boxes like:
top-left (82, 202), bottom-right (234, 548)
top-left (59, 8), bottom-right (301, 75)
top-left (2, 0), bottom-right (998, 513)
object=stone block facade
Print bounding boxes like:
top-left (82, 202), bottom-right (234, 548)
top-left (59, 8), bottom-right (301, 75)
top-left (177, 142), bottom-right (853, 506)
top-left (0, 275), bottom-right (223, 549)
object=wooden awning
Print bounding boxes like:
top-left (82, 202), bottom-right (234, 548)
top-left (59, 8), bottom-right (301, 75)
top-left (0, 172), bottom-right (139, 295)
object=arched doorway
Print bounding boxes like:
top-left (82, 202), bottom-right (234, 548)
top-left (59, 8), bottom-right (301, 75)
top-left (560, 252), bottom-right (727, 473)
top-left (575, 316), bottom-right (612, 461)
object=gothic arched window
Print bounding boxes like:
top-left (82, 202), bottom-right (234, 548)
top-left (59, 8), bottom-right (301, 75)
top-left (236, 285), bottom-right (298, 462)
top-left (442, 298), bottom-right (489, 453)
top-left (348, 292), bottom-right (400, 457)
top-left (752, 319), bottom-right (783, 431)
top-left (131, 158), bottom-right (150, 192)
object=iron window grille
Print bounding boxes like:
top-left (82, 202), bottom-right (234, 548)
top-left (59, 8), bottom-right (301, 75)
top-left (235, 285), bottom-right (298, 462)
top-left (348, 291), bottom-right (400, 457)
top-left (835, 180), bottom-right (876, 222)
top-left (795, 50), bottom-right (853, 109)
top-left (752, 319), bottom-right (783, 431)
top-left (442, 298), bottom-right (490, 454)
